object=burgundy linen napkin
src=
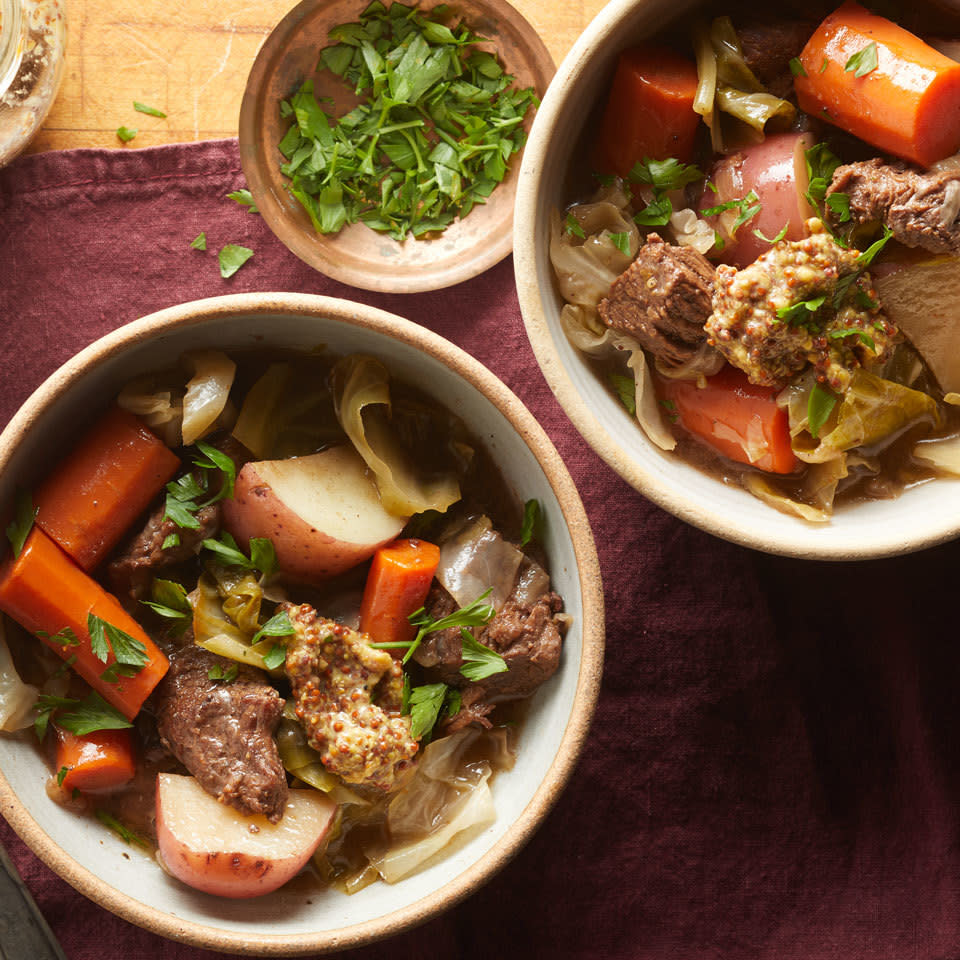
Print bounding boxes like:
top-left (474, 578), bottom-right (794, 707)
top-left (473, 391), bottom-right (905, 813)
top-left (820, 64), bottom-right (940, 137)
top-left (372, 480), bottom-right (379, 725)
top-left (2, 140), bottom-right (960, 960)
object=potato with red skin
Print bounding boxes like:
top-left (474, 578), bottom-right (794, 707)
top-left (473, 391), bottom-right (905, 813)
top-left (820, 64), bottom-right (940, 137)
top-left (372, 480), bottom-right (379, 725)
top-left (222, 445), bottom-right (407, 584)
top-left (155, 773), bottom-right (336, 899)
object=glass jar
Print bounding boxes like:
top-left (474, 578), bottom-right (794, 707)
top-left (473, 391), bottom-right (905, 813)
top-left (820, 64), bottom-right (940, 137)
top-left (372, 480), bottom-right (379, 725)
top-left (0, 0), bottom-right (66, 168)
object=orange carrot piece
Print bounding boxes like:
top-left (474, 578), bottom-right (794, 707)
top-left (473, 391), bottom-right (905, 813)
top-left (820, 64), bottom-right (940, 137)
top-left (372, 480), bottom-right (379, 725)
top-left (55, 727), bottom-right (136, 794)
top-left (795, 1), bottom-right (960, 167)
top-left (596, 45), bottom-right (701, 177)
top-left (33, 405), bottom-right (180, 571)
top-left (0, 528), bottom-right (168, 719)
top-left (359, 538), bottom-right (441, 649)
top-left (657, 365), bottom-right (798, 475)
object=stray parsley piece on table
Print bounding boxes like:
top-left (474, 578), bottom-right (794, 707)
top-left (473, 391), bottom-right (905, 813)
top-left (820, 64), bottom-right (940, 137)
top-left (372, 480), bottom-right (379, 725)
top-left (218, 244), bottom-right (254, 279)
top-left (226, 189), bottom-right (259, 213)
top-left (5, 488), bottom-right (37, 557)
top-left (190, 232), bottom-right (207, 251)
top-left (277, 2), bottom-right (538, 242)
top-left (133, 101), bottom-right (166, 118)
top-left (116, 126), bottom-right (138, 143)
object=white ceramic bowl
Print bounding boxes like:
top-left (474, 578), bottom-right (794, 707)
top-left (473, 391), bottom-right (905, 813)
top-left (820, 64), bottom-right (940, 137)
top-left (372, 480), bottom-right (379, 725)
top-left (514, 0), bottom-right (960, 560)
top-left (0, 293), bottom-right (603, 954)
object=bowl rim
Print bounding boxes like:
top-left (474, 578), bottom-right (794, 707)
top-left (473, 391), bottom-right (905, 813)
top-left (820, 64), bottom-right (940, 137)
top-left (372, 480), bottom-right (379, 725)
top-left (513, 0), bottom-right (960, 561)
top-left (238, 0), bottom-right (555, 293)
top-left (0, 292), bottom-right (604, 955)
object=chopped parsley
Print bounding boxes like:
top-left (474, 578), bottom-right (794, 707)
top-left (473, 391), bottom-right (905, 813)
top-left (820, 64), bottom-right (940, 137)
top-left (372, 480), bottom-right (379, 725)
top-left (701, 190), bottom-right (761, 235)
top-left (48, 692), bottom-right (133, 737)
top-left (826, 192), bottom-right (852, 223)
top-left (202, 532), bottom-right (278, 580)
top-left (820, 57), bottom-right (829, 74)
top-left (36, 626), bottom-right (80, 648)
top-left (828, 327), bottom-right (876, 350)
top-left (519, 498), bottom-right (542, 548)
top-left (262, 645), bottom-right (287, 671)
top-left (753, 223), bottom-right (789, 245)
top-left (133, 101), bottom-right (166, 118)
top-left (278, 3), bottom-right (537, 241)
top-left (564, 213), bottom-right (585, 239)
top-left (609, 372), bottom-right (636, 416)
top-left (163, 442), bottom-right (237, 534)
top-left (252, 610), bottom-right (294, 645)
top-left (141, 578), bottom-right (191, 621)
top-left (208, 663), bottom-right (239, 684)
top-left (5, 488), bottom-right (37, 557)
top-left (226, 189), bottom-right (259, 213)
top-left (789, 57), bottom-right (807, 77)
top-left (629, 157), bottom-right (703, 228)
top-left (407, 682), bottom-right (451, 740)
top-left (458, 628), bottom-right (508, 682)
top-left (190, 232), bottom-right (207, 251)
top-left (218, 244), bottom-right (253, 279)
top-left (116, 126), bottom-right (138, 143)
top-left (660, 398), bottom-right (679, 423)
top-left (608, 231), bottom-right (631, 256)
top-left (33, 695), bottom-right (78, 741)
top-left (57, 766), bottom-right (69, 787)
top-left (845, 41), bottom-right (878, 78)
top-left (808, 383), bottom-right (838, 440)
top-left (95, 810), bottom-right (150, 848)
top-left (88, 613), bottom-right (148, 671)
top-left (776, 295), bottom-right (826, 326)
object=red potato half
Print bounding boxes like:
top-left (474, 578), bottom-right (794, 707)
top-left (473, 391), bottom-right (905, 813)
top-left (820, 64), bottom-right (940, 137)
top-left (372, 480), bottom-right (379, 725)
top-left (156, 773), bottom-right (337, 899)
top-left (222, 445), bottom-right (408, 583)
top-left (703, 132), bottom-right (815, 269)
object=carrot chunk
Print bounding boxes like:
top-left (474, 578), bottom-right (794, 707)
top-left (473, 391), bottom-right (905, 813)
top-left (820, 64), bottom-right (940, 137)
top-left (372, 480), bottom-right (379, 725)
top-left (0, 527), bottom-right (168, 719)
top-left (33, 405), bottom-right (180, 571)
top-left (657, 365), bottom-right (798, 475)
top-left (55, 727), bottom-right (136, 794)
top-left (795, 1), bottom-right (960, 167)
top-left (596, 45), bottom-right (701, 177)
top-left (359, 538), bottom-right (441, 649)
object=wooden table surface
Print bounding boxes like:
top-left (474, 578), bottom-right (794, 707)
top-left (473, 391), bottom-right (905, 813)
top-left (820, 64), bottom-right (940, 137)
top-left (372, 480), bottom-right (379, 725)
top-left (28, 0), bottom-right (608, 153)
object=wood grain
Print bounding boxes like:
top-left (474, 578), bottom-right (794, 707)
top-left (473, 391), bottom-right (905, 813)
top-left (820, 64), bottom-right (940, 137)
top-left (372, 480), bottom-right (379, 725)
top-left (29, 0), bottom-right (608, 153)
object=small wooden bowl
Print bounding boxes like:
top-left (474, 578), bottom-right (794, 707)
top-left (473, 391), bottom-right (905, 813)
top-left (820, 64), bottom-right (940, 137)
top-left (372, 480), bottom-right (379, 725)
top-left (239, 0), bottom-right (554, 293)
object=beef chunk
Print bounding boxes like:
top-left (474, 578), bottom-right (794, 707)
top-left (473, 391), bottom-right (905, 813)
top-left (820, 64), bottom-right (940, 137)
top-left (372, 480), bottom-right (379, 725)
top-left (108, 502), bottom-right (220, 599)
top-left (153, 644), bottom-right (288, 822)
top-left (828, 158), bottom-right (960, 254)
top-left (737, 19), bottom-right (815, 100)
top-left (598, 233), bottom-right (714, 367)
top-left (414, 581), bottom-right (565, 730)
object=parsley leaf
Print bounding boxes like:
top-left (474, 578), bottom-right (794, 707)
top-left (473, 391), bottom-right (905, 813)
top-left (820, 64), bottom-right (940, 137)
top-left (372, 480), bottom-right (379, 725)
top-left (56, 693), bottom-right (133, 736)
top-left (36, 626), bottom-right (80, 647)
top-left (634, 195), bottom-right (673, 227)
top-left (609, 372), bottom-right (636, 416)
top-left (57, 766), bottom-right (69, 787)
top-left (808, 383), bottom-right (838, 440)
top-left (87, 613), bottom-right (149, 675)
top-left (192, 439), bottom-right (236, 504)
top-left (5, 488), bottom-right (37, 557)
top-left (845, 41), bottom-right (878, 78)
top-left (162, 533), bottom-right (180, 550)
top-left (116, 126), bottom-right (138, 143)
top-left (252, 610), bottom-right (294, 645)
top-left (33, 695), bottom-right (78, 741)
top-left (701, 190), bottom-right (761, 236)
top-left (190, 232), bottom-right (207, 251)
top-left (141, 577), bottom-right (191, 621)
top-left (754, 223), bottom-right (789, 245)
top-left (519, 499), bottom-right (542, 548)
top-left (828, 327), bottom-right (876, 350)
top-left (218, 244), bottom-right (253, 278)
top-left (564, 213), bottom-right (585, 239)
top-left (776, 295), bottom-right (826, 326)
top-left (226, 189), bottom-right (259, 213)
top-left (826, 192), bottom-right (852, 223)
top-left (95, 810), bottom-right (150, 848)
top-left (262, 644), bottom-right (287, 671)
top-left (458, 628), bottom-right (508, 682)
top-left (408, 682), bottom-right (449, 740)
top-left (608, 231), bottom-right (631, 256)
top-left (789, 57), bottom-right (807, 77)
top-left (133, 101), bottom-right (166, 118)
top-left (208, 663), bottom-right (239, 683)
top-left (628, 157), bottom-right (703, 192)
